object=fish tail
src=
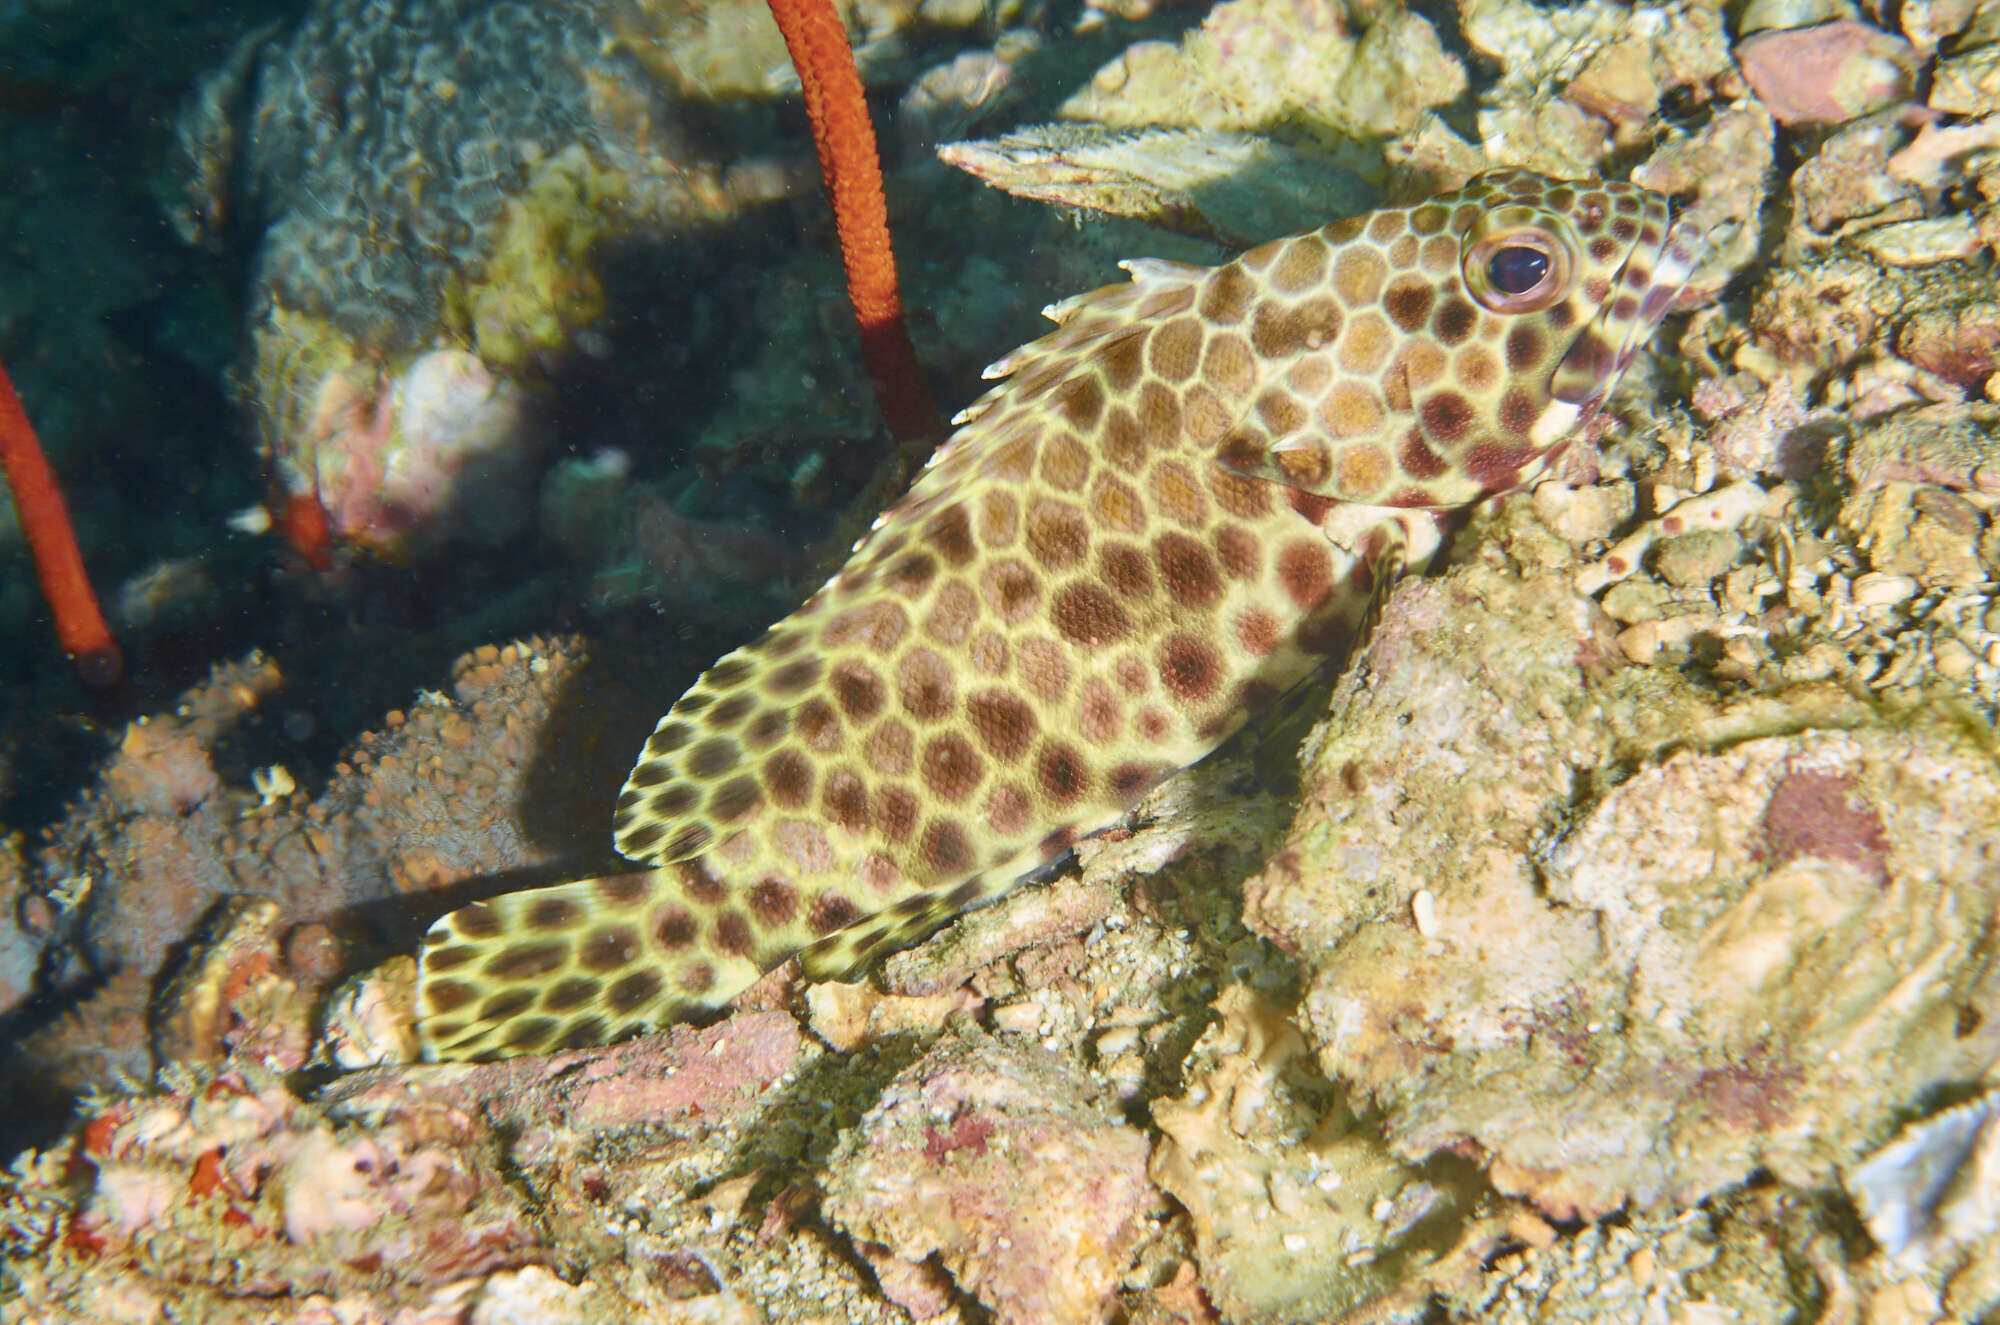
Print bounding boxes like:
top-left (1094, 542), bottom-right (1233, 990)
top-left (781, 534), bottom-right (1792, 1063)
top-left (416, 868), bottom-right (764, 1061)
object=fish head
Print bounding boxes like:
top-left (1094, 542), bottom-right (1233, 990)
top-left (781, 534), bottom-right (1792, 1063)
top-left (1218, 168), bottom-right (1706, 508)
top-left (1457, 167), bottom-right (1706, 428)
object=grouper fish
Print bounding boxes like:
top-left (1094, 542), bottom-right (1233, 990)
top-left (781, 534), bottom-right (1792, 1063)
top-left (416, 168), bottom-right (1704, 1060)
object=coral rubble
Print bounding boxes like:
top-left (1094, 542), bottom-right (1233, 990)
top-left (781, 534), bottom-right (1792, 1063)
top-left (7, 640), bottom-right (597, 1103)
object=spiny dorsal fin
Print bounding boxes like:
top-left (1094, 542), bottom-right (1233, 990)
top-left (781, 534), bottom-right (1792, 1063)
top-left (952, 255), bottom-right (1209, 429)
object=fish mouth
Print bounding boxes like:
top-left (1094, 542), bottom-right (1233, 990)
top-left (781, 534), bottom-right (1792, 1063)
top-left (1550, 198), bottom-right (1708, 408)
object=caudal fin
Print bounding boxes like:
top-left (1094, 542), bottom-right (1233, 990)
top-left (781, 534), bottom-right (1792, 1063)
top-left (416, 868), bottom-right (764, 1061)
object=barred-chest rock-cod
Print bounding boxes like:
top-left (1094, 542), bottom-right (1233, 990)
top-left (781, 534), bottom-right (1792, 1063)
top-left (417, 168), bottom-right (1704, 1060)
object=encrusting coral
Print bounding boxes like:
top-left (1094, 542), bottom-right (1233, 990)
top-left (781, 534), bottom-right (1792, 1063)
top-left (174, 0), bottom-right (801, 560)
top-left (170, 0), bottom-right (964, 566)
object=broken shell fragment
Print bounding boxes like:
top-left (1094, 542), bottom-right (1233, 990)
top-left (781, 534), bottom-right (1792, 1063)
top-left (1739, 0), bottom-right (1858, 35)
top-left (1846, 1091), bottom-right (2000, 1266)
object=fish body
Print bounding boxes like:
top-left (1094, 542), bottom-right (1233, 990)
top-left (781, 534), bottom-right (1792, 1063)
top-left (418, 169), bottom-right (1703, 1060)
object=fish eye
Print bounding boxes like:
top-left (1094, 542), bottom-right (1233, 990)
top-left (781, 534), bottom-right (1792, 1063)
top-left (1487, 244), bottom-right (1550, 296)
top-left (1463, 225), bottom-right (1572, 314)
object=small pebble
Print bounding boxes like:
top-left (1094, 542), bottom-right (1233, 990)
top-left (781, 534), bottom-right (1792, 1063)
top-left (1602, 580), bottom-right (1668, 625)
top-left (1934, 639), bottom-right (1976, 680)
top-left (991, 1001), bottom-right (1042, 1035)
top-left (1654, 530), bottom-right (1742, 587)
top-left (283, 923), bottom-right (343, 983)
top-left (1851, 572), bottom-right (1918, 608)
top-left (1095, 1026), bottom-right (1140, 1058)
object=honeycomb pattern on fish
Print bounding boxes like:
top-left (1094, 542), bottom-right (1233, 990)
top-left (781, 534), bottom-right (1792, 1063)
top-left (418, 169), bottom-right (1704, 1060)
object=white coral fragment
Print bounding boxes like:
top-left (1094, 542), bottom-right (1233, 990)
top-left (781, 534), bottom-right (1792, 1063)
top-left (1847, 1091), bottom-right (2000, 1265)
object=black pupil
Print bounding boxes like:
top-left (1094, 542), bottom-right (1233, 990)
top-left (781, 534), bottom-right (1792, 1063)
top-left (1488, 245), bottom-right (1550, 296)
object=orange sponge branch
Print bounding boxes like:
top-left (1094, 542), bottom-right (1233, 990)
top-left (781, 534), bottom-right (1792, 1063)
top-left (0, 358), bottom-right (122, 686)
top-left (765, 0), bottom-right (938, 445)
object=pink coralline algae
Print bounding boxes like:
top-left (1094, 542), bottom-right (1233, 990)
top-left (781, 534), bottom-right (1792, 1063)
top-left (1754, 766), bottom-right (1892, 884)
top-left (322, 1008), bottom-right (809, 1155)
top-left (0, 1008), bottom-right (888, 1322)
top-left (1898, 303), bottom-right (2000, 399)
